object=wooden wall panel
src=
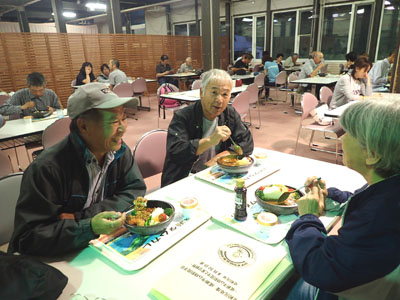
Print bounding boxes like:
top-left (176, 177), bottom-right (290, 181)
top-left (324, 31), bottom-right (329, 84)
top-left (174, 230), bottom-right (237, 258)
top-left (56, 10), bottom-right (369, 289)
top-left (0, 33), bottom-right (203, 107)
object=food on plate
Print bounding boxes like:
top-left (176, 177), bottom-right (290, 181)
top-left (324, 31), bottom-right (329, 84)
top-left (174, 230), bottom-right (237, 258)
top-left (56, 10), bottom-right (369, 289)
top-left (218, 155), bottom-right (251, 167)
top-left (256, 184), bottom-right (301, 206)
top-left (126, 197), bottom-right (173, 227)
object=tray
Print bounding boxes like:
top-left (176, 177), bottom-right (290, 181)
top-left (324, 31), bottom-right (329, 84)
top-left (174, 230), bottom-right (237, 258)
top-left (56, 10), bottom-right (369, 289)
top-left (89, 208), bottom-right (210, 271)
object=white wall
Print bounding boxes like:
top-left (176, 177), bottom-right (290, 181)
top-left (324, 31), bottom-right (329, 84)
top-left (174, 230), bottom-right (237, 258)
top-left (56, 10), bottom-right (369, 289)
top-left (145, 6), bottom-right (168, 35)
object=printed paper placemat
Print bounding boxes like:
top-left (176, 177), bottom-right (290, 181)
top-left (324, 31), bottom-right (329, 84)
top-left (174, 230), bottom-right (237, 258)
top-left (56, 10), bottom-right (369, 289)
top-left (89, 208), bottom-right (210, 271)
top-left (149, 229), bottom-right (287, 300)
top-left (195, 160), bottom-right (280, 191)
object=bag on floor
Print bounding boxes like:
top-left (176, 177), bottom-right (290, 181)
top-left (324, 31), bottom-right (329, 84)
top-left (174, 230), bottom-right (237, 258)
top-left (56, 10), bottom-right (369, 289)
top-left (158, 83), bottom-right (179, 107)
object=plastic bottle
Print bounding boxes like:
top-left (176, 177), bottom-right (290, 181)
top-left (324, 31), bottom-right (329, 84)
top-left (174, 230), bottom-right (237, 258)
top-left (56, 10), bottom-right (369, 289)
top-left (234, 178), bottom-right (247, 221)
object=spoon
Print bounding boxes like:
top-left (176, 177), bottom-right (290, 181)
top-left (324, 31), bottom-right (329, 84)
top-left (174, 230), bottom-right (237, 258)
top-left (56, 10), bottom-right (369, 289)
top-left (278, 177), bottom-right (321, 203)
top-left (229, 136), bottom-right (243, 156)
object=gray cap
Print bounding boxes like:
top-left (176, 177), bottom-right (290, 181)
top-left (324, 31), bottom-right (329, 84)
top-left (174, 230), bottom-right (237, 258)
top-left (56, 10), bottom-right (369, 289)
top-left (67, 82), bottom-right (138, 119)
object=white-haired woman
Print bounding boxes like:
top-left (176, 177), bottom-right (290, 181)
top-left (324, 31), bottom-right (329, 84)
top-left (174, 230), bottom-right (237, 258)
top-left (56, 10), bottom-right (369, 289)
top-left (285, 98), bottom-right (400, 300)
top-left (161, 69), bottom-right (254, 187)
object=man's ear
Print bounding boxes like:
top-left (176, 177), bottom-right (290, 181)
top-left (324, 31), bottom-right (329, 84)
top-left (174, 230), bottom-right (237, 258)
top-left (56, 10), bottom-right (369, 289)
top-left (366, 150), bottom-right (381, 166)
top-left (76, 118), bottom-right (88, 135)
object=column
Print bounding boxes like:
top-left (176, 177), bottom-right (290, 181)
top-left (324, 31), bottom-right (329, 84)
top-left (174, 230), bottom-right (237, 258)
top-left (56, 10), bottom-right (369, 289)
top-left (202, 0), bottom-right (220, 70)
top-left (51, 0), bottom-right (67, 33)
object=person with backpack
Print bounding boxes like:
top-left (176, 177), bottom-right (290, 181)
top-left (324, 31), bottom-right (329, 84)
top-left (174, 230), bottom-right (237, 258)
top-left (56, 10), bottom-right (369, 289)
top-left (161, 69), bottom-right (254, 187)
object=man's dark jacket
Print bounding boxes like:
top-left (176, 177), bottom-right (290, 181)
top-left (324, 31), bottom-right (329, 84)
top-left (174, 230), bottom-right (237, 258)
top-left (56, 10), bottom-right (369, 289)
top-left (161, 101), bottom-right (254, 187)
top-left (8, 132), bottom-right (146, 256)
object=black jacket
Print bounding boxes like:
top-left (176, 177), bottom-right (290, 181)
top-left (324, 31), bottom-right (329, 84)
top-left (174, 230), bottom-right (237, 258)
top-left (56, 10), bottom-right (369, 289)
top-left (8, 133), bottom-right (146, 256)
top-left (161, 101), bottom-right (254, 187)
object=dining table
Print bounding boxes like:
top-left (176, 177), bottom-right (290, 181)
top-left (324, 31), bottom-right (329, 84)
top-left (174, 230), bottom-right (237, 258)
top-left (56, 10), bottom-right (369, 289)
top-left (44, 148), bottom-right (366, 300)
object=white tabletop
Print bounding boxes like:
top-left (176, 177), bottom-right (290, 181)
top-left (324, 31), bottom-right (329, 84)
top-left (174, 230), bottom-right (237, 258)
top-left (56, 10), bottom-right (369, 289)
top-left (292, 75), bottom-right (339, 85)
top-left (232, 74), bottom-right (255, 80)
top-left (160, 85), bottom-right (248, 102)
top-left (47, 149), bottom-right (366, 300)
top-left (0, 109), bottom-right (67, 141)
top-left (325, 93), bottom-right (400, 118)
top-left (164, 72), bottom-right (198, 78)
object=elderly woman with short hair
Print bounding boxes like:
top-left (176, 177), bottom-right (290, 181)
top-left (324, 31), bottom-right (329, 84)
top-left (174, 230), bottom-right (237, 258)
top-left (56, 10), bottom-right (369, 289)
top-left (285, 98), bottom-right (400, 300)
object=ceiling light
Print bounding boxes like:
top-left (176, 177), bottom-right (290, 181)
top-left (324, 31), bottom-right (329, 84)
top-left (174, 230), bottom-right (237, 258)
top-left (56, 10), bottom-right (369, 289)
top-left (85, 2), bottom-right (107, 11)
top-left (385, 1), bottom-right (391, 5)
top-left (357, 9), bottom-right (364, 14)
top-left (385, 5), bottom-right (395, 10)
top-left (242, 17), bottom-right (252, 22)
top-left (63, 11), bottom-right (76, 18)
top-left (332, 13), bottom-right (339, 18)
top-left (288, 18), bottom-right (292, 21)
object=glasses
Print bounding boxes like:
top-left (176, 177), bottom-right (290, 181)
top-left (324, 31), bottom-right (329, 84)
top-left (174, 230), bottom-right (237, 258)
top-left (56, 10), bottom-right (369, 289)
top-left (69, 293), bottom-right (107, 300)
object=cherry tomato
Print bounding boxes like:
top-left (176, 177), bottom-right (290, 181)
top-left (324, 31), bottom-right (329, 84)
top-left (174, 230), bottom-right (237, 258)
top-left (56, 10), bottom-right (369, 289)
top-left (259, 186), bottom-right (265, 191)
top-left (158, 213), bottom-right (167, 222)
top-left (287, 188), bottom-right (295, 192)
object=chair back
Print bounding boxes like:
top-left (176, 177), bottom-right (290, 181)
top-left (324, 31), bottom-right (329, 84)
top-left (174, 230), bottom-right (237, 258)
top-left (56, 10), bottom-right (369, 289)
top-left (191, 79), bottom-right (202, 90)
top-left (157, 83), bottom-right (180, 108)
top-left (42, 117), bottom-right (71, 149)
top-left (0, 149), bottom-right (13, 178)
top-left (252, 64), bottom-right (261, 73)
top-left (0, 94), bottom-right (10, 105)
top-left (320, 86), bottom-right (333, 106)
top-left (0, 172), bottom-right (23, 245)
top-left (275, 71), bottom-right (287, 85)
top-left (132, 77), bottom-right (147, 94)
top-left (254, 73), bottom-right (265, 86)
top-left (231, 91), bottom-right (250, 119)
top-left (287, 73), bottom-right (299, 89)
top-left (71, 79), bottom-right (76, 87)
top-left (113, 82), bottom-right (134, 97)
top-left (133, 129), bottom-right (168, 178)
top-left (245, 83), bottom-right (259, 105)
top-left (301, 93), bottom-right (319, 121)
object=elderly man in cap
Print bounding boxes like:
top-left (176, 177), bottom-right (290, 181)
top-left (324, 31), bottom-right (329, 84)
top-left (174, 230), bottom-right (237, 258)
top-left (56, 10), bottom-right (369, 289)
top-left (9, 83), bottom-right (146, 256)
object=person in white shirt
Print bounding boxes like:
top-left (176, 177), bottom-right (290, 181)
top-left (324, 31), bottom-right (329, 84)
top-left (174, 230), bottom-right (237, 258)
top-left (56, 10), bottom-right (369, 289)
top-left (330, 58), bottom-right (373, 109)
top-left (368, 49), bottom-right (396, 91)
top-left (284, 53), bottom-right (299, 68)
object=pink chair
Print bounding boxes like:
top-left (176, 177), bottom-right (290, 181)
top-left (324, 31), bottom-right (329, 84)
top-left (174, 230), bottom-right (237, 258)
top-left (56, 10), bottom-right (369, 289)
top-left (42, 117), bottom-right (71, 149)
top-left (287, 72), bottom-right (301, 106)
top-left (231, 90), bottom-right (250, 122)
top-left (0, 149), bottom-right (13, 177)
top-left (133, 130), bottom-right (167, 191)
top-left (320, 86), bottom-right (333, 106)
top-left (246, 84), bottom-right (261, 129)
top-left (191, 79), bottom-right (202, 90)
top-left (295, 93), bottom-right (344, 163)
top-left (0, 95), bottom-right (10, 105)
top-left (270, 71), bottom-right (288, 100)
top-left (132, 78), bottom-right (150, 109)
top-left (0, 172), bottom-right (23, 245)
top-left (254, 73), bottom-right (265, 87)
top-left (113, 82), bottom-right (134, 97)
top-left (157, 83), bottom-right (182, 127)
top-left (252, 64), bottom-right (261, 73)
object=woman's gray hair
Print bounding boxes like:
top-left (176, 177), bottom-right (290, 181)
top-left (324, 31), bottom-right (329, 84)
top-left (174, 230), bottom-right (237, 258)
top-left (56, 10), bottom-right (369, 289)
top-left (340, 98), bottom-right (400, 177)
top-left (200, 69), bottom-right (233, 96)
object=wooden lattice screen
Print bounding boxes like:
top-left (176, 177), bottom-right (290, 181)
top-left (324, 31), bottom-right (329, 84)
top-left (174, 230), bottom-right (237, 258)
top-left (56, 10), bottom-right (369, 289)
top-left (0, 33), bottom-right (203, 107)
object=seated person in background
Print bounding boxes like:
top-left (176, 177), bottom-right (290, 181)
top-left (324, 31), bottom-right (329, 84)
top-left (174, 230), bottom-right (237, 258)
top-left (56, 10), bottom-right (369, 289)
top-left (232, 53), bottom-right (253, 75)
top-left (161, 69), bottom-right (254, 187)
top-left (178, 57), bottom-right (195, 89)
top-left (0, 115), bottom-right (5, 128)
top-left (97, 63), bottom-right (111, 83)
top-left (339, 51), bottom-right (357, 74)
top-left (284, 53), bottom-right (299, 68)
top-left (178, 57), bottom-right (195, 73)
top-left (0, 72), bottom-right (60, 117)
top-left (285, 98), bottom-right (400, 300)
top-left (156, 54), bottom-right (178, 86)
top-left (297, 51), bottom-right (325, 94)
top-left (368, 49), bottom-right (396, 91)
top-left (263, 55), bottom-right (280, 101)
top-left (275, 53), bottom-right (284, 72)
top-left (330, 58), bottom-right (372, 109)
top-left (109, 58), bottom-right (128, 90)
top-left (359, 52), bottom-right (369, 60)
top-left (8, 83), bottom-right (146, 256)
top-left (75, 62), bottom-right (96, 86)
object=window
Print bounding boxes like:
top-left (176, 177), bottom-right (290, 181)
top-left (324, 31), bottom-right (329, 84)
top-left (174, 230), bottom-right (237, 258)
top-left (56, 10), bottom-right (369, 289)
top-left (173, 22), bottom-right (200, 36)
top-left (233, 15), bottom-right (266, 61)
top-left (298, 10), bottom-right (313, 58)
top-left (321, 3), bottom-right (374, 60)
top-left (377, 0), bottom-right (400, 60)
top-left (272, 11), bottom-right (296, 58)
top-left (321, 5), bottom-right (352, 60)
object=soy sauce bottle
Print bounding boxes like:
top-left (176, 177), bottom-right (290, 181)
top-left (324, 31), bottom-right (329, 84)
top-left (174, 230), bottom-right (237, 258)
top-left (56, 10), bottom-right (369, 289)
top-left (234, 178), bottom-right (247, 221)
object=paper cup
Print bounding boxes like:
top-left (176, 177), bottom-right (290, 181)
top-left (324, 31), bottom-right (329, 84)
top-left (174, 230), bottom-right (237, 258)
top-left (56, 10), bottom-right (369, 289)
top-left (23, 116), bottom-right (33, 124)
top-left (257, 212), bottom-right (278, 233)
top-left (254, 152), bottom-right (268, 166)
top-left (180, 197), bottom-right (198, 219)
